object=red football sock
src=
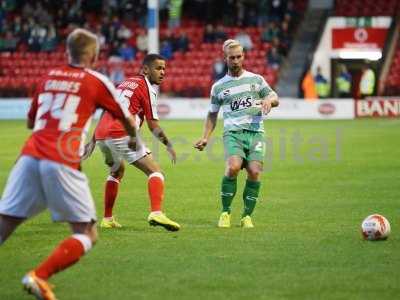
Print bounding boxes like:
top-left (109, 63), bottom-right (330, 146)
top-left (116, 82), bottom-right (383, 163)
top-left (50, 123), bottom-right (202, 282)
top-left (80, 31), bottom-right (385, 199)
top-left (148, 173), bottom-right (164, 212)
top-left (35, 237), bottom-right (85, 280)
top-left (104, 176), bottom-right (120, 218)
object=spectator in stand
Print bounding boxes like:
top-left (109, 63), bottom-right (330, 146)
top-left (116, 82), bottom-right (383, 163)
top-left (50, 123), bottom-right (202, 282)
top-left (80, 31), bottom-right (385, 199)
top-left (55, 8), bottom-right (68, 29)
top-left (21, 2), bottom-right (33, 17)
top-left (117, 24), bottom-right (132, 41)
top-left (100, 16), bottom-right (111, 42)
top-left (285, 0), bottom-right (298, 23)
top-left (160, 39), bottom-right (173, 60)
top-left (261, 22), bottom-right (280, 43)
top-left (168, 0), bottom-right (183, 29)
top-left (32, 2), bottom-right (53, 25)
top-left (257, 0), bottom-right (270, 26)
top-left (0, 31), bottom-right (18, 52)
top-left (272, 36), bottom-right (285, 57)
top-left (172, 30), bottom-right (189, 52)
top-left (269, 0), bottom-right (287, 22)
top-left (245, 6), bottom-right (259, 27)
top-left (212, 57), bottom-right (227, 80)
top-left (41, 25), bottom-right (57, 52)
top-left (214, 24), bottom-right (227, 43)
top-left (234, 30), bottom-right (253, 51)
top-left (1, 0), bottom-right (16, 12)
top-left (28, 22), bottom-right (46, 52)
top-left (136, 29), bottom-right (148, 52)
top-left (336, 64), bottom-right (352, 98)
top-left (103, 0), bottom-right (120, 13)
top-left (359, 65), bottom-right (375, 99)
top-left (267, 46), bottom-right (282, 70)
top-left (109, 40), bottom-right (122, 58)
top-left (203, 24), bottom-right (215, 43)
top-left (119, 1), bottom-right (136, 23)
top-left (283, 13), bottom-right (293, 32)
top-left (118, 42), bottom-right (135, 61)
top-left (314, 66), bottom-right (329, 99)
top-left (109, 15), bottom-right (122, 42)
top-left (94, 24), bottom-right (107, 50)
top-left (235, 0), bottom-right (245, 26)
top-left (302, 69), bottom-right (317, 100)
top-left (279, 21), bottom-right (291, 56)
top-left (19, 22), bottom-right (31, 46)
top-left (162, 28), bottom-right (173, 45)
top-left (108, 56), bottom-right (126, 86)
top-left (12, 15), bottom-right (23, 36)
top-left (67, 9), bottom-right (85, 27)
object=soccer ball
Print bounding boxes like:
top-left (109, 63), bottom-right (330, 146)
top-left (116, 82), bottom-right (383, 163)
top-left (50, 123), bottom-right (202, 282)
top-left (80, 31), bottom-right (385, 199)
top-left (361, 214), bottom-right (391, 241)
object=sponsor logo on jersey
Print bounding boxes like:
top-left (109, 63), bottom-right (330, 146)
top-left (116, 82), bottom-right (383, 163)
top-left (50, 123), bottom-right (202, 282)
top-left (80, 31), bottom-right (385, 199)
top-left (230, 96), bottom-right (252, 111)
top-left (223, 89), bottom-right (230, 97)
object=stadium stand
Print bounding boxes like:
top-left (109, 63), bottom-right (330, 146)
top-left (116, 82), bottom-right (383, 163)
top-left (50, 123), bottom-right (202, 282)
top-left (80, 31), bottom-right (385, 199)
top-left (335, 0), bottom-right (400, 17)
top-left (0, 0), bottom-right (307, 98)
top-left (385, 39), bottom-right (400, 96)
top-left (334, 0), bottom-right (400, 97)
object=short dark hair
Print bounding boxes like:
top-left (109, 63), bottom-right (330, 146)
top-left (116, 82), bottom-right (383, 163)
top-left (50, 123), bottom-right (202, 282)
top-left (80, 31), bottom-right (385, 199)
top-left (142, 53), bottom-right (165, 67)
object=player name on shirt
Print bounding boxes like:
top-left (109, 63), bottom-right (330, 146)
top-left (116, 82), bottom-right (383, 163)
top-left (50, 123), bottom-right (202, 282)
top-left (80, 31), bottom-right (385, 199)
top-left (45, 80), bottom-right (81, 93)
top-left (21, 65), bottom-right (129, 169)
top-left (48, 69), bottom-right (86, 79)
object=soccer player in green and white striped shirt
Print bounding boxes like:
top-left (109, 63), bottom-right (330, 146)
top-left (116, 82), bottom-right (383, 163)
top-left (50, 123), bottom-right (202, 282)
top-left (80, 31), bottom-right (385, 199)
top-left (195, 39), bottom-right (279, 228)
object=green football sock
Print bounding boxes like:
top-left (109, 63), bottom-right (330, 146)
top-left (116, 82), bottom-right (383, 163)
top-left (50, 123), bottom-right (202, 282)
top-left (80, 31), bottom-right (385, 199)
top-left (242, 180), bottom-right (260, 217)
top-left (221, 176), bottom-right (237, 213)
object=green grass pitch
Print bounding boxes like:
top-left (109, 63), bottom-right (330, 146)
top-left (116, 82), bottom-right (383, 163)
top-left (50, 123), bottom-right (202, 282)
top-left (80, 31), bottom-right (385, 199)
top-left (0, 119), bottom-right (399, 300)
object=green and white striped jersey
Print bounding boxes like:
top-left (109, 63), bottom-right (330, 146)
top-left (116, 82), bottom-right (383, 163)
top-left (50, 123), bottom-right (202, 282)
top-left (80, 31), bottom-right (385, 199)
top-left (209, 70), bottom-right (275, 133)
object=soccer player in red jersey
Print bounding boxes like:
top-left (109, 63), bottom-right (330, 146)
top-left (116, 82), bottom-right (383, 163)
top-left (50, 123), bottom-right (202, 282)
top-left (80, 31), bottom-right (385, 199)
top-left (85, 54), bottom-right (180, 231)
top-left (0, 28), bottom-right (138, 300)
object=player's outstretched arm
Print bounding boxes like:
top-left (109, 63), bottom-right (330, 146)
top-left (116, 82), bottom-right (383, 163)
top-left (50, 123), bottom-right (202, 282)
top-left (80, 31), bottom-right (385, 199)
top-left (194, 111), bottom-right (218, 151)
top-left (147, 119), bottom-right (176, 164)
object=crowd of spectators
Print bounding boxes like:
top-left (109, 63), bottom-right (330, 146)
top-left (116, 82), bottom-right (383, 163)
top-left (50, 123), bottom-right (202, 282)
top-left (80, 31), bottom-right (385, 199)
top-left (200, 0), bottom-right (299, 70)
top-left (0, 0), bottom-right (304, 97)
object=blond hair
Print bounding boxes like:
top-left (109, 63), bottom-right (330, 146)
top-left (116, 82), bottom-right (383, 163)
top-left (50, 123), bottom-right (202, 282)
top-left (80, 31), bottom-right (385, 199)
top-left (66, 28), bottom-right (99, 64)
top-left (222, 39), bottom-right (243, 54)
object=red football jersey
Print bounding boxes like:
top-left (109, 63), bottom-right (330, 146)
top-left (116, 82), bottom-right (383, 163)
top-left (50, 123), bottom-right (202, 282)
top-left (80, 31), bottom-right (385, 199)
top-left (95, 75), bottom-right (159, 140)
top-left (21, 65), bottom-right (130, 169)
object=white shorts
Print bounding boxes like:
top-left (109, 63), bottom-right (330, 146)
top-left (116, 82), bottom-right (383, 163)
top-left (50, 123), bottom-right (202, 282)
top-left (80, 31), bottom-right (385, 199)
top-left (97, 136), bottom-right (151, 172)
top-left (0, 155), bottom-right (96, 222)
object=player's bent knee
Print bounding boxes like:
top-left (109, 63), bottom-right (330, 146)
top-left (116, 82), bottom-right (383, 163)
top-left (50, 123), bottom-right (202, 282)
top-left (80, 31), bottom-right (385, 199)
top-left (88, 226), bottom-right (98, 244)
top-left (110, 164), bottom-right (125, 180)
top-left (247, 168), bottom-right (262, 180)
top-left (72, 233), bottom-right (94, 253)
top-left (227, 165), bottom-right (241, 177)
top-left (149, 172), bottom-right (165, 181)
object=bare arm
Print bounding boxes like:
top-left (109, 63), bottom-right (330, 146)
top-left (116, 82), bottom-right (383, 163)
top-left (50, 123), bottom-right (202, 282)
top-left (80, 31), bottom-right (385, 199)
top-left (121, 115), bottom-right (137, 139)
top-left (82, 111), bottom-right (104, 160)
top-left (147, 119), bottom-right (171, 147)
top-left (194, 111), bottom-right (218, 151)
top-left (260, 91), bottom-right (279, 114)
top-left (27, 119), bottom-right (34, 129)
top-left (147, 119), bottom-right (176, 163)
top-left (267, 91), bottom-right (279, 107)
